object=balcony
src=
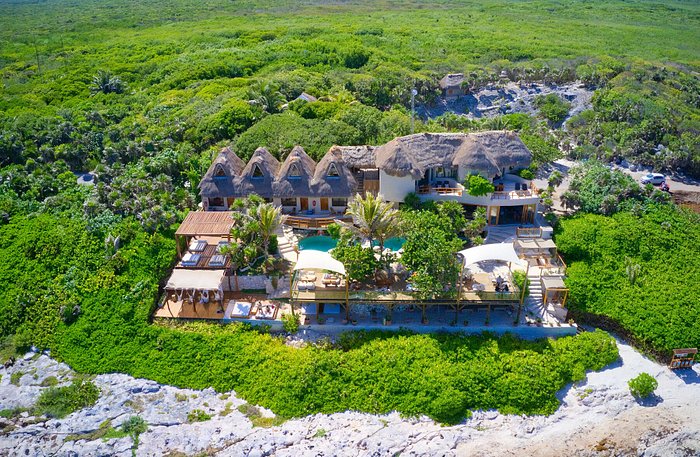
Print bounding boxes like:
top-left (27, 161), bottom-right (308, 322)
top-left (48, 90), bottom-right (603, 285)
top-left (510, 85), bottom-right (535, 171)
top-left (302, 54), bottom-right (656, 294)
top-left (416, 177), bottom-right (539, 206)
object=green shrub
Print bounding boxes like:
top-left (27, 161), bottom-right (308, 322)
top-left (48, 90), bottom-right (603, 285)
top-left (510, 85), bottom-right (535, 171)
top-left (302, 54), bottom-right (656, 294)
top-left (281, 313), bottom-right (300, 334)
top-left (34, 379), bottom-right (100, 418)
top-left (40, 376), bottom-right (59, 387)
top-left (518, 169), bottom-right (535, 180)
top-left (10, 371), bottom-right (23, 386)
top-left (465, 175), bottom-right (495, 196)
top-left (534, 94), bottom-right (571, 125)
top-left (628, 373), bottom-right (658, 399)
top-left (187, 409), bottom-right (212, 423)
top-left (557, 206), bottom-right (700, 354)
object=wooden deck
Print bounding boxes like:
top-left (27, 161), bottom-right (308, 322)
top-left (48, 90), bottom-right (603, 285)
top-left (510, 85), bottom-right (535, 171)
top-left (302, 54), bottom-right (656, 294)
top-left (154, 292), bottom-right (277, 320)
top-left (178, 242), bottom-right (232, 269)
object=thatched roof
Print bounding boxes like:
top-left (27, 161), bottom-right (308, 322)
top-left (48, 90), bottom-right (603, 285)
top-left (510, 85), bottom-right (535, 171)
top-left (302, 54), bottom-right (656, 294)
top-left (375, 133), bottom-right (463, 179)
top-left (273, 146), bottom-right (316, 197)
top-left (439, 73), bottom-right (465, 89)
top-left (374, 131), bottom-right (531, 180)
top-left (199, 147), bottom-right (246, 197)
top-left (233, 147), bottom-right (280, 198)
top-left (453, 131), bottom-right (531, 176)
top-left (311, 147), bottom-right (358, 197)
top-left (331, 145), bottom-right (377, 169)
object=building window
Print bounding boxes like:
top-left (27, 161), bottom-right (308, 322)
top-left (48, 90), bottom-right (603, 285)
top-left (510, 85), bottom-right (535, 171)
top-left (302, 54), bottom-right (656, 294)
top-left (214, 165), bottom-right (226, 178)
top-left (251, 163), bottom-right (264, 178)
top-left (331, 198), bottom-right (348, 207)
top-left (289, 163), bottom-right (301, 178)
top-left (327, 163), bottom-right (340, 177)
top-left (209, 197), bottom-right (225, 207)
top-left (281, 197), bottom-right (296, 206)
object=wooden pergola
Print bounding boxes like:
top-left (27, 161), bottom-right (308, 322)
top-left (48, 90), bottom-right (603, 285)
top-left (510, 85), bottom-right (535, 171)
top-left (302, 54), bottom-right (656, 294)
top-left (174, 211), bottom-right (234, 259)
top-left (540, 276), bottom-right (569, 307)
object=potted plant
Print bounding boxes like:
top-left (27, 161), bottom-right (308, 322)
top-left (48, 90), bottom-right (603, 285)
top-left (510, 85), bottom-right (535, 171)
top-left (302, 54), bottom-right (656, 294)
top-left (317, 317), bottom-right (326, 325)
top-left (383, 316), bottom-right (391, 326)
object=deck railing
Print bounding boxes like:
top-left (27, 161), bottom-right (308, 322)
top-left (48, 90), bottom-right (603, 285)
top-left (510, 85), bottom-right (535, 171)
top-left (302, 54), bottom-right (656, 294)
top-left (284, 215), bottom-right (351, 229)
top-left (516, 227), bottom-right (543, 238)
top-left (417, 185), bottom-right (463, 196)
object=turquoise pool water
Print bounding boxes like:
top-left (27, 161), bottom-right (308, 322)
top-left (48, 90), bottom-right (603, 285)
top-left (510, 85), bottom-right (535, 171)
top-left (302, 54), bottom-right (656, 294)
top-left (373, 237), bottom-right (406, 252)
top-left (298, 235), bottom-right (338, 252)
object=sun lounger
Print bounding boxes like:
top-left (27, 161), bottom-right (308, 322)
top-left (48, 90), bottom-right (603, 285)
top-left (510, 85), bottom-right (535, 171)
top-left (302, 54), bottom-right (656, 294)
top-left (181, 253), bottom-right (201, 266)
top-left (209, 254), bottom-right (226, 267)
top-left (189, 239), bottom-right (207, 252)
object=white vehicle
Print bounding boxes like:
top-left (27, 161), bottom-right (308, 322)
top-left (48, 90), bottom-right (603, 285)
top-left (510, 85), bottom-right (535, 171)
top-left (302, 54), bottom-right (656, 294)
top-left (640, 173), bottom-right (665, 185)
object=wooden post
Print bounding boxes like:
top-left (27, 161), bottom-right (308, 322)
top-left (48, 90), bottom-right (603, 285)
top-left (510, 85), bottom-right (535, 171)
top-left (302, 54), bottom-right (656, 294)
top-left (345, 275), bottom-right (350, 322)
top-left (562, 289), bottom-right (569, 308)
top-left (516, 263), bottom-right (529, 323)
top-left (289, 271), bottom-right (295, 317)
top-left (176, 235), bottom-right (182, 259)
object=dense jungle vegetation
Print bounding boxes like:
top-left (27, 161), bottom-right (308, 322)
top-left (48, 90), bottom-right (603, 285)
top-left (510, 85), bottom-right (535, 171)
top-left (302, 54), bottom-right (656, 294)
top-left (1, 0), bottom-right (699, 422)
top-left (556, 204), bottom-right (700, 358)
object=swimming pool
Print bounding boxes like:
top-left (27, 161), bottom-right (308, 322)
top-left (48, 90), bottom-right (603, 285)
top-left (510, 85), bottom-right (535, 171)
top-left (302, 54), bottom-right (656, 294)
top-left (373, 237), bottom-right (406, 252)
top-left (298, 235), bottom-right (338, 252)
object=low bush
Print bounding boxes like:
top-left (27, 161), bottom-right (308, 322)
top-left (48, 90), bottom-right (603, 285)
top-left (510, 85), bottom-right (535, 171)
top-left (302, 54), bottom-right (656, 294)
top-left (34, 379), bottom-right (100, 418)
top-left (628, 373), bottom-right (658, 399)
top-left (556, 205), bottom-right (700, 355)
top-left (187, 409), bottom-right (212, 423)
top-left (281, 313), bottom-right (300, 334)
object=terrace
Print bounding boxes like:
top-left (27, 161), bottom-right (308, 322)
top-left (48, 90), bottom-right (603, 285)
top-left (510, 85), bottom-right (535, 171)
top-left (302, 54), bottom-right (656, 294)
top-left (416, 175), bottom-right (538, 201)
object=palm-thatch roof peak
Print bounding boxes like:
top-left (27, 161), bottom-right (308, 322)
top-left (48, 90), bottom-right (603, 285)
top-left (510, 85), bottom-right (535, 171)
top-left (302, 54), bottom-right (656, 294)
top-left (374, 131), bottom-right (531, 179)
top-left (198, 146), bottom-right (246, 197)
top-left (273, 145), bottom-right (316, 197)
top-left (311, 147), bottom-right (359, 197)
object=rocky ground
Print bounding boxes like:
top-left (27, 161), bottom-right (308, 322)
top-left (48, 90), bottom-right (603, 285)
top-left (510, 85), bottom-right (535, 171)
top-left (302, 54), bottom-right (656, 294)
top-left (1, 336), bottom-right (699, 457)
top-left (418, 81), bottom-right (593, 123)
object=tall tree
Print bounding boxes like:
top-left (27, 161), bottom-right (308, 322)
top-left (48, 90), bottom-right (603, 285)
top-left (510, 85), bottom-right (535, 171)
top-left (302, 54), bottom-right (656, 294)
top-left (339, 192), bottom-right (402, 256)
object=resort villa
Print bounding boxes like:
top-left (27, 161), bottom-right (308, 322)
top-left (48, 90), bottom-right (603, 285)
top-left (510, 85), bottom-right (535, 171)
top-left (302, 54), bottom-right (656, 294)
top-left (198, 131), bottom-right (540, 226)
top-left (155, 131), bottom-right (572, 336)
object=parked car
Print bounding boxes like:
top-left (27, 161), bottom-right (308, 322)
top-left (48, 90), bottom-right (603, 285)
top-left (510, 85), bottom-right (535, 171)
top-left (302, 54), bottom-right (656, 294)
top-left (640, 173), bottom-right (665, 185)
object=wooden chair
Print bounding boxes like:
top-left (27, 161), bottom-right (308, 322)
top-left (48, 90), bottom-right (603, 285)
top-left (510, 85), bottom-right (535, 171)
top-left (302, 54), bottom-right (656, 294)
top-left (669, 348), bottom-right (697, 369)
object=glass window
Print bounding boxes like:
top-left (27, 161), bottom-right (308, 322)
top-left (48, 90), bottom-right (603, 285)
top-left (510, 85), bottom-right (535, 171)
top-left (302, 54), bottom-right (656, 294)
top-left (281, 197), bottom-right (297, 206)
top-left (289, 163), bottom-right (301, 178)
top-left (435, 167), bottom-right (445, 177)
top-left (327, 163), bottom-right (340, 177)
top-left (331, 197), bottom-right (348, 207)
top-left (209, 197), bottom-right (225, 207)
top-left (214, 165), bottom-right (226, 177)
top-left (252, 164), bottom-right (264, 178)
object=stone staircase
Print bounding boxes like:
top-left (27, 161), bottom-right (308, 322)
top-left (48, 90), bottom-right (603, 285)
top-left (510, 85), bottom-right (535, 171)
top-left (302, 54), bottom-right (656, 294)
top-left (524, 269), bottom-right (560, 325)
top-left (484, 225), bottom-right (518, 244)
top-left (276, 225), bottom-right (298, 262)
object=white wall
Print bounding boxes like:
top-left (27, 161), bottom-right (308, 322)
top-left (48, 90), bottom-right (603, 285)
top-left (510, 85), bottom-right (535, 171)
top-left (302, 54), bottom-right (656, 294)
top-left (379, 170), bottom-right (415, 202)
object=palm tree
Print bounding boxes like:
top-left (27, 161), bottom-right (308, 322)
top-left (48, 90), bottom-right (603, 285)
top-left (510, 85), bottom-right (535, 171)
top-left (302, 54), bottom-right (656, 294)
top-left (253, 203), bottom-right (286, 255)
top-left (339, 192), bottom-right (401, 259)
top-left (91, 70), bottom-right (124, 94)
top-left (248, 81), bottom-right (285, 114)
top-left (625, 257), bottom-right (641, 285)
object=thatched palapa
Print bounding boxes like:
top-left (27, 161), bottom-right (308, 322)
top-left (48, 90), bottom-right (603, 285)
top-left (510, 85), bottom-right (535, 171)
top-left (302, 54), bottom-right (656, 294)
top-left (375, 131), bottom-right (531, 180)
top-left (233, 147), bottom-right (280, 198)
top-left (273, 146), bottom-right (316, 197)
top-left (453, 131), bottom-right (531, 178)
top-left (311, 147), bottom-right (359, 197)
top-left (198, 147), bottom-right (246, 198)
top-left (332, 145), bottom-right (377, 169)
